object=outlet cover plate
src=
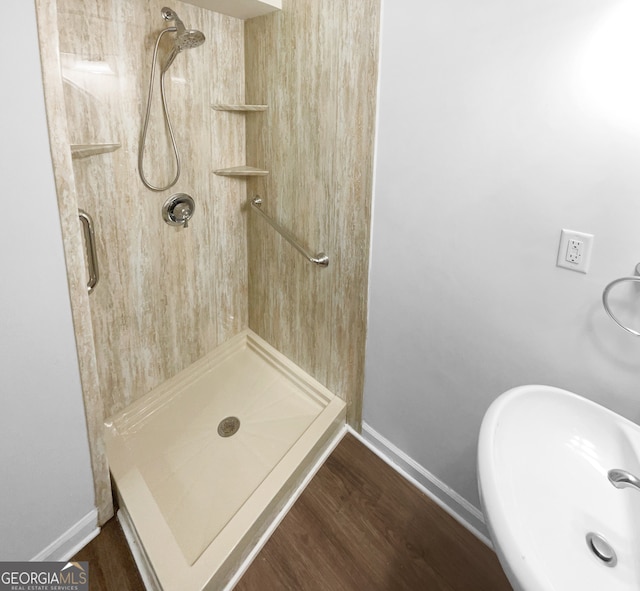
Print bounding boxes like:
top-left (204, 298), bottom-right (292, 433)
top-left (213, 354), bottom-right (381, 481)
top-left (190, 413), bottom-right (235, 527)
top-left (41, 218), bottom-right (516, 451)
top-left (556, 229), bottom-right (594, 273)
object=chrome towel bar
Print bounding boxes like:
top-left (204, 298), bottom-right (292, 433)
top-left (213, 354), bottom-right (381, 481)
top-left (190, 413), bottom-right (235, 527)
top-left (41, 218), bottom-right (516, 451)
top-left (78, 209), bottom-right (99, 294)
top-left (250, 196), bottom-right (329, 267)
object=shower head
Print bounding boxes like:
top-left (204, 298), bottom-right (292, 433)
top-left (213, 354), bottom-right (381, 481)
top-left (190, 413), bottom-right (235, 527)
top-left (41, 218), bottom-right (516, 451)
top-left (160, 7), bottom-right (205, 71)
top-left (175, 29), bottom-right (206, 51)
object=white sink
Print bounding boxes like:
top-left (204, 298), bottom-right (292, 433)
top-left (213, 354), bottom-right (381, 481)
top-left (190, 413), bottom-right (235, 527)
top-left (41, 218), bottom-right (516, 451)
top-left (478, 385), bottom-right (640, 591)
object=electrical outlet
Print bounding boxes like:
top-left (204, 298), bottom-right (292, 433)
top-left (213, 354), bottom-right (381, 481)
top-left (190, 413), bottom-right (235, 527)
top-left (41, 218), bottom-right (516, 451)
top-left (566, 238), bottom-right (582, 264)
top-left (557, 229), bottom-right (594, 273)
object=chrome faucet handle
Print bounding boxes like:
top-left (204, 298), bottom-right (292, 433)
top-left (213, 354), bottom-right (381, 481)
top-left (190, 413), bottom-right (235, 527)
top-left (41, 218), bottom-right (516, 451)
top-left (162, 193), bottom-right (195, 229)
top-left (174, 202), bottom-right (191, 222)
top-left (608, 468), bottom-right (640, 491)
top-left (181, 206), bottom-right (191, 228)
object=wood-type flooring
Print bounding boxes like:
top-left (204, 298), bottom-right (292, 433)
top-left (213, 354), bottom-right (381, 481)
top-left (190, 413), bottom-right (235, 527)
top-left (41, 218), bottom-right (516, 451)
top-left (74, 433), bottom-right (512, 590)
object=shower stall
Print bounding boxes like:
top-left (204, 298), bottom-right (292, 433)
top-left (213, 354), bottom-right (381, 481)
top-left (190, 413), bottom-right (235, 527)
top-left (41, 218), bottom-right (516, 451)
top-left (34, 0), bottom-right (380, 588)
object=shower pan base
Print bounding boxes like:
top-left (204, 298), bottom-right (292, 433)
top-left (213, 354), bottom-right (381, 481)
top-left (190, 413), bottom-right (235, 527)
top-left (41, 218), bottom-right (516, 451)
top-left (105, 329), bottom-right (346, 591)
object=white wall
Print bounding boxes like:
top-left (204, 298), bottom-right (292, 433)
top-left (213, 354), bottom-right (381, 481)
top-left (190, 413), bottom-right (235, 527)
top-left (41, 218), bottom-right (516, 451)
top-left (0, 0), bottom-right (96, 560)
top-left (364, 0), bottom-right (640, 525)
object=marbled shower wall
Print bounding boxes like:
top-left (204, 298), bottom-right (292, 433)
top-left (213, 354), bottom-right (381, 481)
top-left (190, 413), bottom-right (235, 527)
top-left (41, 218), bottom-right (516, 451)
top-left (245, 0), bottom-right (380, 428)
top-left (56, 0), bottom-right (248, 418)
top-left (37, 0), bottom-right (379, 524)
top-left (39, 0), bottom-right (249, 522)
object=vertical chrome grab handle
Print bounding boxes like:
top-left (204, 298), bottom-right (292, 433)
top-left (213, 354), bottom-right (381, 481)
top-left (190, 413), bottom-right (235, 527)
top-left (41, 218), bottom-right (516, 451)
top-left (78, 209), bottom-right (99, 294)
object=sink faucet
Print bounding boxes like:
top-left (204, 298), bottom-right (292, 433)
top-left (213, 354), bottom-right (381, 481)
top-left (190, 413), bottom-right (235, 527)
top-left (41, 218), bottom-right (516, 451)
top-left (608, 469), bottom-right (640, 491)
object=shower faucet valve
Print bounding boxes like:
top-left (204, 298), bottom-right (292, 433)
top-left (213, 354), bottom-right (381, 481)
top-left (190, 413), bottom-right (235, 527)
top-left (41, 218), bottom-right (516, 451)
top-left (162, 193), bottom-right (195, 228)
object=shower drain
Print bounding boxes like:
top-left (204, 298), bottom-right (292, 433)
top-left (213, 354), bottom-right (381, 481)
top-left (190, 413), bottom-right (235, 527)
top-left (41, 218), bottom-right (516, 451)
top-left (217, 416), bottom-right (240, 438)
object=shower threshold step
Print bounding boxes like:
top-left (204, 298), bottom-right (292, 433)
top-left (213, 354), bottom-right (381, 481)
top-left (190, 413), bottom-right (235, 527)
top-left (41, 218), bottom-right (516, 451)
top-left (105, 329), bottom-right (345, 591)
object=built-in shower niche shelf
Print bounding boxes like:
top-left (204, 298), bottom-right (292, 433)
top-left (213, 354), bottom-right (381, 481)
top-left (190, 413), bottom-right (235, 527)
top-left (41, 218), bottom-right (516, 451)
top-left (212, 104), bottom-right (268, 112)
top-left (182, 0), bottom-right (280, 20)
top-left (214, 165), bottom-right (269, 177)
top-left (70, 143), bottom-right (121, 159)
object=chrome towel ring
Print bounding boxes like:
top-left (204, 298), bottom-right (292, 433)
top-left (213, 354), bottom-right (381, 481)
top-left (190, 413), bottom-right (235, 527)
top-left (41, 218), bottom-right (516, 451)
top-left (602, 275), bottom-right (640, 336)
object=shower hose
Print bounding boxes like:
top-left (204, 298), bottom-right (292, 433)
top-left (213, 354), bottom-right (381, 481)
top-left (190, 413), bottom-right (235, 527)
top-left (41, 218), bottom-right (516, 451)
top-left (138, 27), bottom-right (181, 192)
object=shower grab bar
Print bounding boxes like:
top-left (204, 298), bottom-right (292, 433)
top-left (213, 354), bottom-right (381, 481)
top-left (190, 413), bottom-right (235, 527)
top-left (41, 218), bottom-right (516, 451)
top-left (250, 196), bottom-right (329, 267)
top-left (78, 209), bottom-right (99, 294)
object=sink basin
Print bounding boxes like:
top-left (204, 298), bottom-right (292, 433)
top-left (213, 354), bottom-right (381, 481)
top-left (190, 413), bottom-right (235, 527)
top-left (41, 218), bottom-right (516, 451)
top-left (478, 385), bottom-right (640, 591)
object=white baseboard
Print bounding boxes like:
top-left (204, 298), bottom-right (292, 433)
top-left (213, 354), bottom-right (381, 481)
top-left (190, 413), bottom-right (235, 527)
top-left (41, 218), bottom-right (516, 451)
top-left (31, 508), bottom-right (100, 562)
top-left (355, 423), bottom-right (492, 547)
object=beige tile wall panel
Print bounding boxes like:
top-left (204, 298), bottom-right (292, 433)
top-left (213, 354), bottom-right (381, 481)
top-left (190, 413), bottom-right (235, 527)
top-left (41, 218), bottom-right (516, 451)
top-left (34, 0), bottom-right (113, 524)
top-left (245, 0), bottom-right (380, 428)
top-left (54, 0), bottom-right (249, 420)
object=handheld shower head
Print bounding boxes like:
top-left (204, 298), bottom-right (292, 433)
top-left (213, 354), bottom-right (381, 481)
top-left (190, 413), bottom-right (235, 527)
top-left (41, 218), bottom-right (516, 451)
top-left (160, 7), bottom-right (205, 72)
top-left (139, 8), bottom-right (206, 191)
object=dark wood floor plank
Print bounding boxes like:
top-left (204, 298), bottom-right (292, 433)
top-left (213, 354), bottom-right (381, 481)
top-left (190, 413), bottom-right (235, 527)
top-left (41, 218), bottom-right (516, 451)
top-left (75, 434), bottom-right (512, 591)
top-left (332, 437), bottom-right (502, 588)
top-left (236, 434), bottom-right (512, 591)
top-left (288, 463), bottom-right (451, 590)
top-left (72, 518), bottom-right (145, 591)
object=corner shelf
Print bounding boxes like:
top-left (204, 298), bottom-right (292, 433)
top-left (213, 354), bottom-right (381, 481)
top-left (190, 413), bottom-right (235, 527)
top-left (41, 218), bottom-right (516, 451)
top-left (214, 166), bottom-right (269, 177)
top-left (71, 143), bottom-right (121, 159)
top-left (212, 105), bottom-right (268, 176)
top-left (212, 104), bottom-right (268, 112)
